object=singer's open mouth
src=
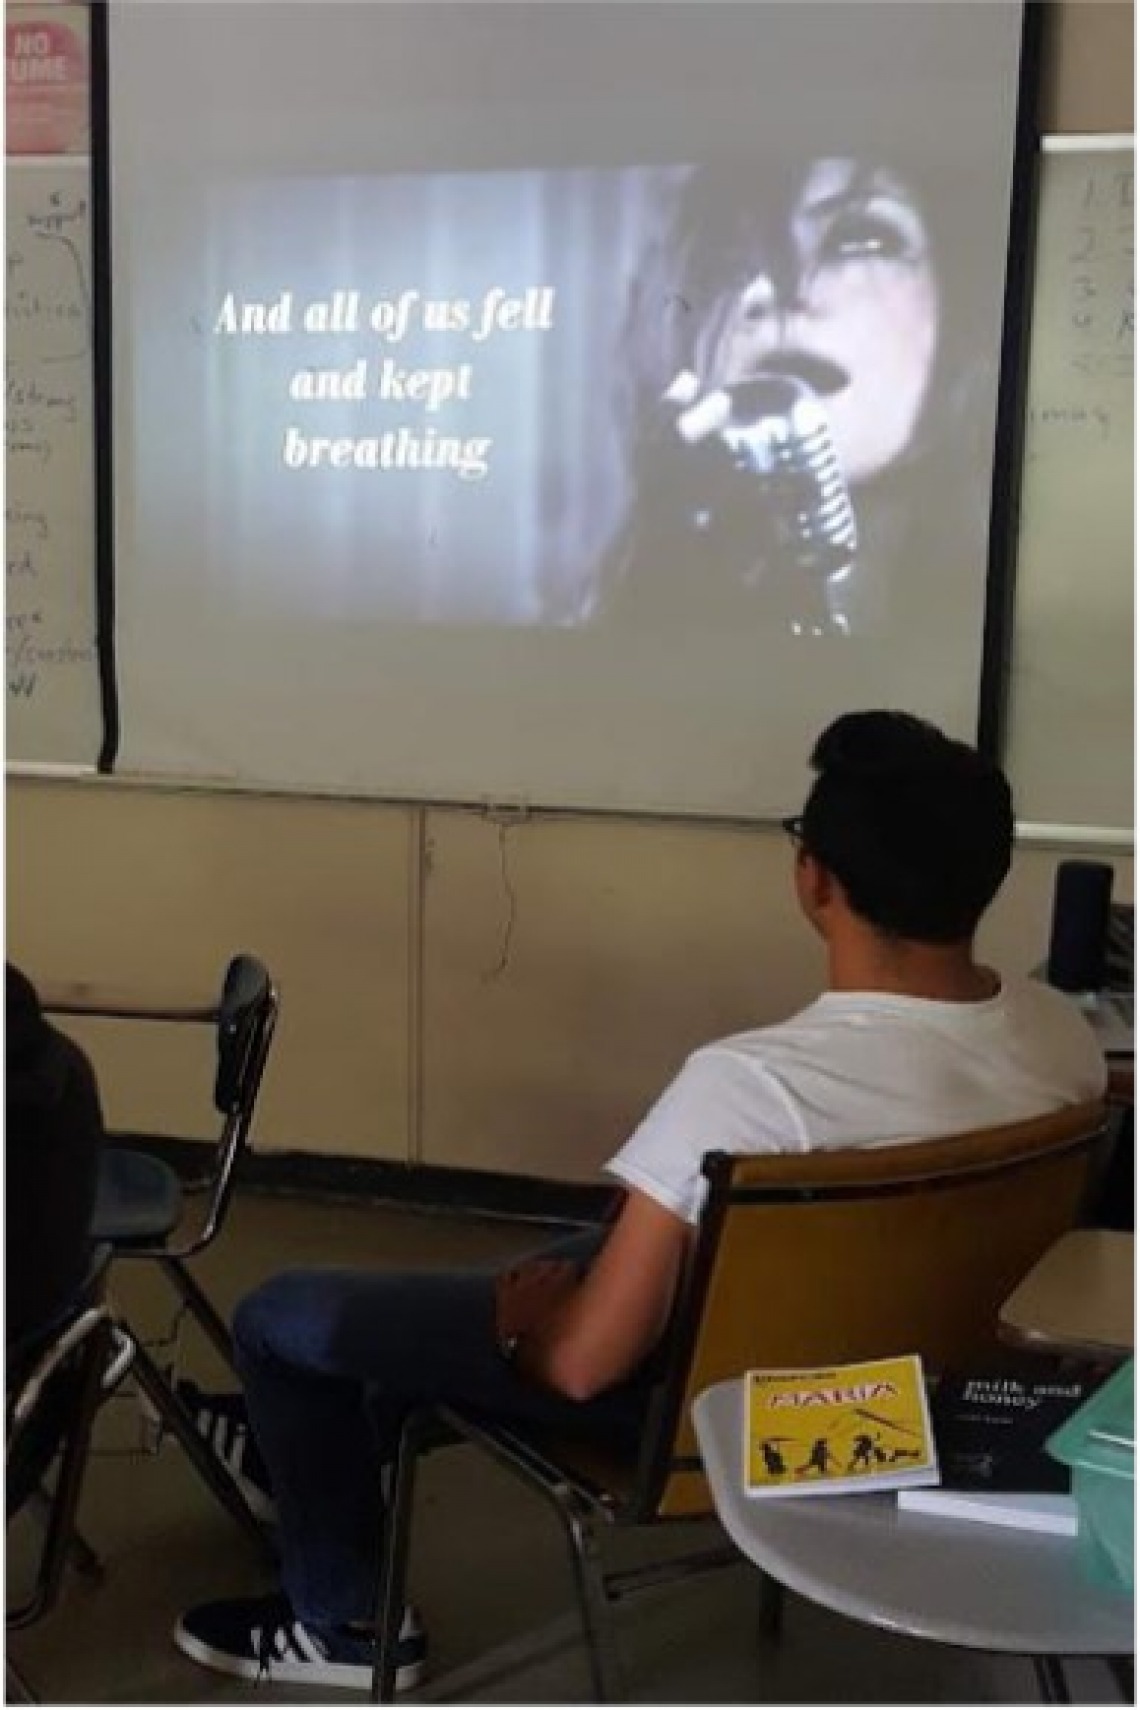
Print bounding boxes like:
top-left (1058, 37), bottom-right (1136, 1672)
top-left (748, 353), bottom-right (849, 396)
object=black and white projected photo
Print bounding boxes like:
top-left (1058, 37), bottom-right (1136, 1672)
top-left (199, 142), bottom-right (975, 638)
top-left (110, 1), bottom-right (1028, 809)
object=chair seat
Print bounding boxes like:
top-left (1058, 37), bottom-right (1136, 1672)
top-left (92, 1149), bottom-right (183, 1246)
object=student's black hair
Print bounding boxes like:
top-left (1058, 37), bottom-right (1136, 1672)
top-left (800, 711), bottom-right (1014, 944)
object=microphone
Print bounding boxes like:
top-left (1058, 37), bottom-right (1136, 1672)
top-left (669, 369), bottom-right (857, 633)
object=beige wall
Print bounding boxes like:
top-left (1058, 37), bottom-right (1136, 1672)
top-left (7, 776), bottom-right (1133, 1178)
top-left (1042, 0), bottom-right (1133, 133)
top-left (7, 4), bottom-right (1134, 1181)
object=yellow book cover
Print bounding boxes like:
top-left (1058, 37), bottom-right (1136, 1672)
top-left (742, 1353), bottom-right (939, 1497)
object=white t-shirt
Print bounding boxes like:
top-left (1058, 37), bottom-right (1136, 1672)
top-left (606, 978), bottom-right (1107, 1226)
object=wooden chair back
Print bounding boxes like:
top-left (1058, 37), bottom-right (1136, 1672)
top-left (631, 1099), bottom-right (1108, 1520)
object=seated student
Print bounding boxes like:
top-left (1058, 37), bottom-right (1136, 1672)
top-left (6, 963), bottom-right (105, 1355)
top-left (173, 710), bottom-right (1105, 1690)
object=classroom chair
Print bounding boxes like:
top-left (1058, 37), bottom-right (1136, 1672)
top-left (369, 1098), bottom-right (1109, 1703)
top-left (46, 953), bottom-right (279, 1553)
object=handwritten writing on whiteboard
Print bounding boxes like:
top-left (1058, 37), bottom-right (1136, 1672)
top-left (5, 165), bottom-right (99, 763)
top-left (1023, 155), bottom-right (1134, 469)
top-left (1061, 158), bottom-right (1134, 381)
top-left (1006, 146), bottom-right (1134, 833)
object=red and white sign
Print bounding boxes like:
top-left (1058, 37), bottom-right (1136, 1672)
top-left (6, 10), bottom-right (88, 156)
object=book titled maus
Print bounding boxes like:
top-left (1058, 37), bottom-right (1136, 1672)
top-left (742, 1354), bottom-right (938, 1497)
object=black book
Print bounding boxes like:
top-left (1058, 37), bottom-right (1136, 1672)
top-left (927, 1372), bottom-right (1099, 1493)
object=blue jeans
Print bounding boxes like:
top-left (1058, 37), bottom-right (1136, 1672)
top-left (233, 1232), bottom-right (654, 1627)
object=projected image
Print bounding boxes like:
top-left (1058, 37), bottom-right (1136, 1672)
top-left (196, 147), bottom-right (989, 636)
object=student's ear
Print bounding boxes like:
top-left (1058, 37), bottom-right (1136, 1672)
top-left (794, 850), bottom-right (836, 922)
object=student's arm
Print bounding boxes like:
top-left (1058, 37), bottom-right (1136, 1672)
top-left (501, 1188), bottom-right (691, 1402)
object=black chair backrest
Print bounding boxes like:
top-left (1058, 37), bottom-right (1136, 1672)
top-left (35, 959), bottom-right (279, 1261)
top-left (214, 954), bottom-right (275, 1115)
top-left (200, 955), bottom-right (278, 1246)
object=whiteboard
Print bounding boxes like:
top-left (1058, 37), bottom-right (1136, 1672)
top-left (5, 159), bottom-right (101, 768)
top-left (1005, 141), bottom-right (1134, 839)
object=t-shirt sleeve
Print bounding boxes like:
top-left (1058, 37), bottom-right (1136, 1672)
top-left (604, 1047), bottom-right (802, 1225)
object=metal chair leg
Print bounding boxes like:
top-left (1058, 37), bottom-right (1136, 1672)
top-left (8, 1322), bottom-right (112, 1631)
top-left (560, 1493), bottom-right (626, 1704)
top-left (757, 1569), bottom-right (785, 1641)
top-left (128, 1340), bottom-right (273, 1560)
top-left (6, 1656), bottom-right (38, 1703)
top-left (159, 1256), bottom-right (236, 1370)
top-left (432, 1411), bottom-right (628, 1703)
top-left (605, 1540), bottom-right (739, 1602)
top-left (67, 1524), bottom-right (105, 1581)
top-left (1107, 1656), bottom-right (1133, 1702)
top-left (24, 1490), bottom-right (103, 1581)
top-left (1033, 1656), bottom-right (1071, 1704)
top-left (370, 1413), bottom-right (424, 1704)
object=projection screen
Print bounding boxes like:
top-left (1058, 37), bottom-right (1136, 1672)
top-left (107, 0), bottom-right (1029, 815)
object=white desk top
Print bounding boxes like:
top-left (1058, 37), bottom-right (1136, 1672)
top-left (693, 1378), bottom-right (1133, 1657)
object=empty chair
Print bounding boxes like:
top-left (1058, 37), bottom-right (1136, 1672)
top-left (46, 954), bottom-right (279, 1550)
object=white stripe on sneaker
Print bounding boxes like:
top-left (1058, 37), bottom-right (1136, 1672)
top-left (176, 1384), bottom-right (277, 1523)
top-left (292, 1623), bottom-right (327, 1666)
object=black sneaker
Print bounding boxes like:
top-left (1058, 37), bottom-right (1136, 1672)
top-left (174, 1592), bottom-right (427, 1692)
top-left (173, 1379), bottom-right (277, 1524)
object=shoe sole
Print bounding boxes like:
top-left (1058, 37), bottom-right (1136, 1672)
top-left (173, 1616), bottom-right (427, 1693)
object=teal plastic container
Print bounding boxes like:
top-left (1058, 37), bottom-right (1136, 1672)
top-left (1047, 1361), bottom-right (1134, 1594)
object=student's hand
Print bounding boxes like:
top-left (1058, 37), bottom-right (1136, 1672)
top-left (495, 1258), bottom-right (580, 1342)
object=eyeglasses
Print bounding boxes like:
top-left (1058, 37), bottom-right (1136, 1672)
top-left (780, 814), bottom-right (806, 843)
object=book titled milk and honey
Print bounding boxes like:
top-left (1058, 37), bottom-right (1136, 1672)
top-left (742, 1354), bottom-right (939, 1497)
